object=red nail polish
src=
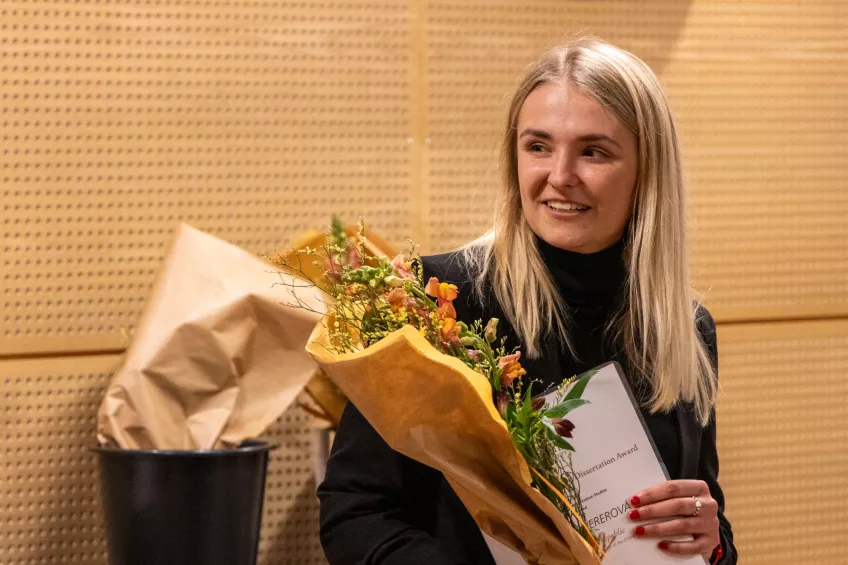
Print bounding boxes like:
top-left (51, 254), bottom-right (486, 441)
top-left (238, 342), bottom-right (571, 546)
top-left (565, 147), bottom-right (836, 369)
top-left (658, 542), bottom-right (669, 551)
top-left (629, 509), bottom-right (640, 520)
top-left (634, 526), bottom-right (645, 537)
top-left (630, 495), bottom-right (641, 506)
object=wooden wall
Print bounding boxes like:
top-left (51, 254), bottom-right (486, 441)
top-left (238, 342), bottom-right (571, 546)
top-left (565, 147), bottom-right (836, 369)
top-left (2, 1), bottom-right (846, 563)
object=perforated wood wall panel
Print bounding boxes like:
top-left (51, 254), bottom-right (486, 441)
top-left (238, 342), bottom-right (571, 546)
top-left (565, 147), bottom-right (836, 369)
top-left (672, 2), bottom-right (848, 323)
top-left (257, 404), bottom-right (326, 564)
top-left (424, 0), bottom-right (692, 252)
top-left (424, 0), bottom-right (848, 323)
top-left (0, 355), bottom-right (115, 564)
top-left (716, 319), bottom-right (848, 565)
top-left (0, 355), bottom-right (326, 565)
top-left (1, 0), bottom-right (413, 356)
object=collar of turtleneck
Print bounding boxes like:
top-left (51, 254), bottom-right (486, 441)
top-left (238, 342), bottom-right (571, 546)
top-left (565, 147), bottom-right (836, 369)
top-left (535, 235), bottom-right (627, 308)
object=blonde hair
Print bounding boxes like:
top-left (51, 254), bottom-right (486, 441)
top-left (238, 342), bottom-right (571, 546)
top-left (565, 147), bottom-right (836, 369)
top-left (461, 36), bottom-right (717, 425)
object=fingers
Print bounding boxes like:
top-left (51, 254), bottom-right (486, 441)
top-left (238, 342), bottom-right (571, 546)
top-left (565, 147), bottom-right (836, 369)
top-left (657, 535), bottom-right (720, 557)
top-left (632, 516), bottom-right (720, 556)
top-left (629, 495), bottom-right (718, 521)
top-left (631, 479), bottom-right (709, 506)
top-left (633, 517), bottom-right (716, 538)
top-left (627, 480), bottom-right (720, 557)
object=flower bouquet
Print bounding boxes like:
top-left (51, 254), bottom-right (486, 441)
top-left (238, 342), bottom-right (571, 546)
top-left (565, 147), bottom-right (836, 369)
top-left (269, 218), bottom-right (612, 565)
top-left (277, 216), bottom-right (400, 426)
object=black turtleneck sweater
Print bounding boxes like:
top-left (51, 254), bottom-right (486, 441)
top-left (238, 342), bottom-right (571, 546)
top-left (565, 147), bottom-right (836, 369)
top-left (534, 236), bottom-right (680, 479)
top-left (317, 245), bottom-right (735, 565)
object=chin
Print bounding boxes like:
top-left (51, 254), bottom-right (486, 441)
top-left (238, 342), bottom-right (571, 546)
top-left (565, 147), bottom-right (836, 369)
top-left (537, 231), bottom-right (586, 253)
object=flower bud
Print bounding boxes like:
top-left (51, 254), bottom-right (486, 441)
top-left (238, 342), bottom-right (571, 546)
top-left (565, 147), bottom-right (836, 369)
top-left (496, 391), bottom-right (509, 419)
top-left (384, 275), bottom-right (404, 287)
top-left (485, 318), bottom-right (499, 343)
top-left (531, 396), bottom-right (545, 412)
top-left (551, 418), bottom-right (575, 438)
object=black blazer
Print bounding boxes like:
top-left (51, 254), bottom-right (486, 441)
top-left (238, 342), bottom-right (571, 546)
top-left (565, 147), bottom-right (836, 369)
top-left (317, 252), bottom-right (737, 565)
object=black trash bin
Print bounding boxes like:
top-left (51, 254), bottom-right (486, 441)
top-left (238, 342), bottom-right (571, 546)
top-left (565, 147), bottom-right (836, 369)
top-left (93, 440), bottom-right (276, 565)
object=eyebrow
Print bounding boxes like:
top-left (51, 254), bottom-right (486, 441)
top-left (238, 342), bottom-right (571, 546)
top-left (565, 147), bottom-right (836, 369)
top-left (518, 129), bottom-right (622, 149)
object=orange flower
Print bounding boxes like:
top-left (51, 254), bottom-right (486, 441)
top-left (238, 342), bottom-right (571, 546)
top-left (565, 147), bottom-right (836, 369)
top-left (386, 287), bottom-right (409, 311)
top-left (425, 277), bottom-right (458, 305)
top-left (437, 301), bottom-right (456, 320)
top-left (440, 317), bottom-right (461, 346)
top-left (498, 352), bottom-right (526, 388)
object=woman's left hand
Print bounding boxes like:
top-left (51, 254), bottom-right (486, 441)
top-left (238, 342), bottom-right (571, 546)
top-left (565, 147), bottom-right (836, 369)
top-left (628, 479), bottom-right (720, 558)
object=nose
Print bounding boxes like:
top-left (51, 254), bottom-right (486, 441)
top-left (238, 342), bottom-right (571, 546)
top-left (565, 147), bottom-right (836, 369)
top-left (547, 149), bottom-right (579, 189)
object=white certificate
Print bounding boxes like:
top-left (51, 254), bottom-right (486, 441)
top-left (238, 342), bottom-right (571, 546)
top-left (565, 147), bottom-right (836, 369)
top-left (484, 362), bottom-right (707, 565)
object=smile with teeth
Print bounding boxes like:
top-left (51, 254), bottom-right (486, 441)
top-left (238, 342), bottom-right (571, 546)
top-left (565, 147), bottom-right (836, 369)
top-left (545, 201), bottom-right (590, 212)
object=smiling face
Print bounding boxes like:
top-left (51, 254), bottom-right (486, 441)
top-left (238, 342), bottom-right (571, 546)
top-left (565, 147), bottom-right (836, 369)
top-left (516, 80), bottom-right (639, 254)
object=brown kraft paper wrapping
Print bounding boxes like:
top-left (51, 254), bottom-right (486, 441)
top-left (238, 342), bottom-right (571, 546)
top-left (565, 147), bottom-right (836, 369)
top-left (97, 223), bottom-right (326, 450)
top-left (306, 321), bottom-right (601, 565)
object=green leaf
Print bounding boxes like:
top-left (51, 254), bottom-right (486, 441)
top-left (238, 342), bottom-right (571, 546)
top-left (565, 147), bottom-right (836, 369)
top-left (506, 400), bottom-right (516, 424)
top-left (564, 369), bottom-right (597, 401)
top-left (516, 383), bottom-right (534, 425)
top-left (542, 398), bottom-right (589, 419)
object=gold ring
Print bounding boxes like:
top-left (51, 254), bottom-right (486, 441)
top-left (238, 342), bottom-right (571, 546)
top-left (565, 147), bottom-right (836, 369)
top-left (691, 496), bottom-right (702, 517)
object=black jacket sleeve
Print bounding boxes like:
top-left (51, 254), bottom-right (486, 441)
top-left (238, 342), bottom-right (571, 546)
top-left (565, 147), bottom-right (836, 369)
top-left (317, 402), bottom-right (465, 565)
top-left (696, 308), bottom-right (738, 565)
top-left (316, 253), bottom-right (476, 565)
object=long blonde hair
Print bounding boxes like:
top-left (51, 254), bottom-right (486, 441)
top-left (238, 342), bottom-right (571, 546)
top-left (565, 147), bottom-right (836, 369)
top-left (461, 36), bottom-right (717, 425)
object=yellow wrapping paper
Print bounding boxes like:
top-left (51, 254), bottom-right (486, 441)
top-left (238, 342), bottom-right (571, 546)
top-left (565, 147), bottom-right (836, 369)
top-left (306, 322), bottom-right (602, 565)
top-left (96, 223), bottom-right (326, 449)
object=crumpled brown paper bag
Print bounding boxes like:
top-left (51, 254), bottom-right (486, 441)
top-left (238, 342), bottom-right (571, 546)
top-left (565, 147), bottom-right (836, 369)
top-left (97, 223), bottom-right (326, 450)
top-left (306, 322), bottom-right (602, 565)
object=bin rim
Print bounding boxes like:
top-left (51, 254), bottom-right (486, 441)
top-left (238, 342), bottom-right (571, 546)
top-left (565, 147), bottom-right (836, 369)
top-left (90, 439), bottom-right (279, 457)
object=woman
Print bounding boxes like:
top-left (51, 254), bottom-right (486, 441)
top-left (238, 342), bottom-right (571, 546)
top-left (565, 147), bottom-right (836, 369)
top-left (317, 37), bottom-right (737, 565)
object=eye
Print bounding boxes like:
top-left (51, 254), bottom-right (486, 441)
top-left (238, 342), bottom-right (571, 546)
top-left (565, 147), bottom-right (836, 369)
top-left (583, 147), bottom-right (608, 158)
top-left (526, 142), bottom-right (548, 153)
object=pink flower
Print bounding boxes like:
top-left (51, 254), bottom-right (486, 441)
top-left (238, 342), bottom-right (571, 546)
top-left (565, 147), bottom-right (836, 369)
top-left (326, 253), bottom-right (343, 281)
top-left (386, 287), bottom-right (409, 311)
top-left (391, 254), bottom-right (415, 280)
top-left (348, 246), bottom-right (362, 269)
top-left (497, 352), bottom-right (526, 388)
top-left (497, 352), bottom-right (521, 370)
top-left (467, 350), bottom-right (482, 362)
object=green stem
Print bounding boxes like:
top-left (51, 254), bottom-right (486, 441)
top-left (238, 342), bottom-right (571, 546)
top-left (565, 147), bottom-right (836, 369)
top-left (408, 285), bottom-right (438, 310)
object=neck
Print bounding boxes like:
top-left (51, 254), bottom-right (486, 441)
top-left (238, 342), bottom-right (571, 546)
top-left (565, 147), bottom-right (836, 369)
top-left (535, 235), bottom-right (627, 306)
